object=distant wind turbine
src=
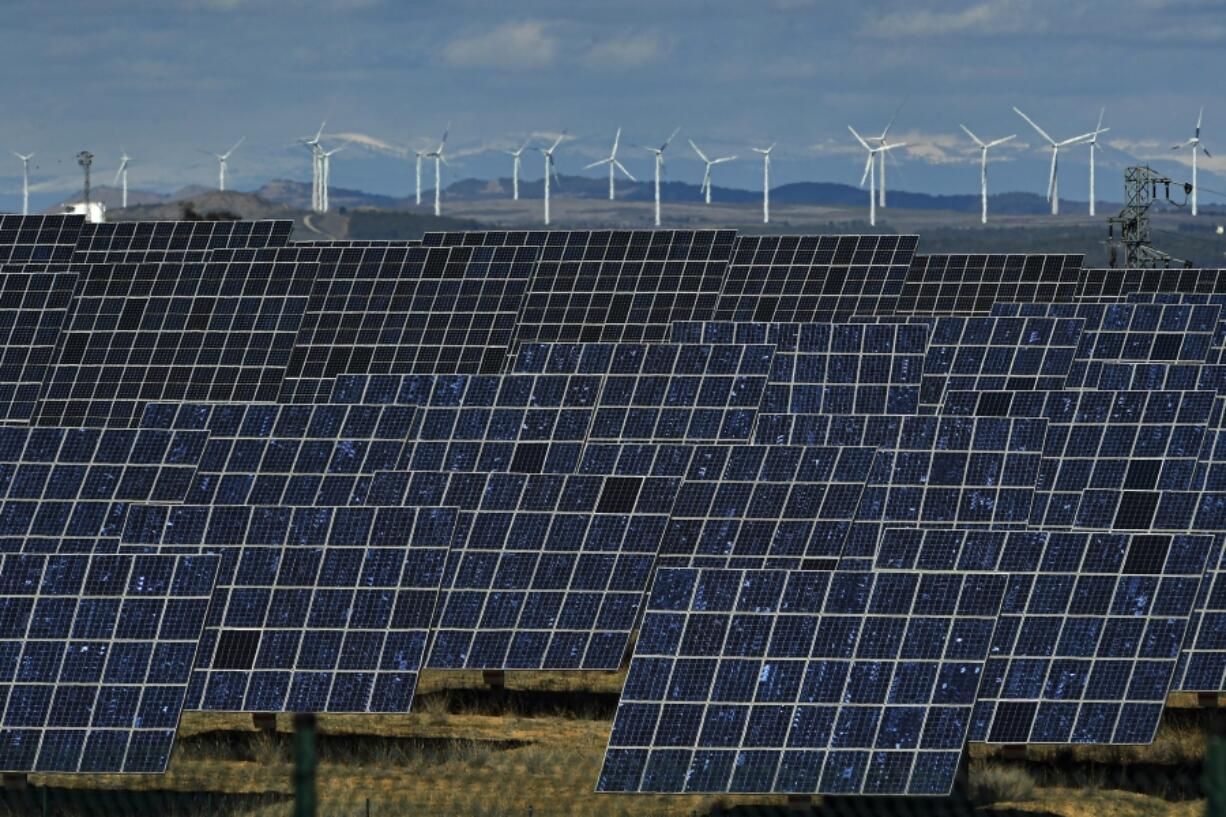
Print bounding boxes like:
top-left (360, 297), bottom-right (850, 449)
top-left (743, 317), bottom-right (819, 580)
top-left (1173, 106), bottom-right (1212, 217)
top-left (114, 150), bottom-right (132, 209)
top-left (299, 122), bottom-right (326, 212)
top-left (751, 144), bottom-right (774, 224)
top-left (1086, 108), bottom-right (1106, 217)
top-left (12, 152), bottom-right (33, 216)
top-left (849, 125), bottom-right (904, 228)
top-left (506, 138), bottom-right (531, 201)
top-left (425, 124), bottom-right (449, 217)
top-left (584, 128), bottom-right (635, 200)
top-left (870, 102), bottom-right (905, 208)
top-left (688, 139), bottom-right (736, 204)
top-left (318, 143), bottom-right (344, 213)
top-left (643, 127), bottom-right (680, 227)
top-left (539, 132), bottom-right (566, 226)
top-left (1013, 106), bottom-right (1103, 216)
top-left (413, 148), bottom-right (427, 206)
top-left (959, 125), bottom-right (1015, 224)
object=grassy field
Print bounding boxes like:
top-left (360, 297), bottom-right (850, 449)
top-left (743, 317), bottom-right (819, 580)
top-left (0, 673), bottom-right (1215, 817)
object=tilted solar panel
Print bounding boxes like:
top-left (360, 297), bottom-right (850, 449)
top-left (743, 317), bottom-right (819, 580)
top-left (598, 565), bottom-right (1006, 795)
top-left (1076, 268), bottom-right (1226, 300)
top-left (898, 254), bottom-right (1082, 315)
top-left (0, 263), bottom-right (83, 423)
top-left (0, 215), bottom-right (84, 265)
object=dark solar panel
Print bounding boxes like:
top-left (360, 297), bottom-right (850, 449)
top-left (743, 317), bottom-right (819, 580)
top-left (1077, 268), bottom-right (1226, 300)
top-left (34, 246), bottom-right (317, 428)
top-left (713, 235), bottom-right (918, 323)
top-left (70, 220), bottom-right (292, 266)
top-left (598, 565), bottom-right (1006, 795)
top-left (0, 264), bottom-right (82, 422)
top-left (279, 243), bottom-right (538, 402)
top-left (898, 254), bottom-right (1082, 315)
top-left (0, 215), bottom-right (84, 265)
top-left (0, 551), bottom-right (219, 772)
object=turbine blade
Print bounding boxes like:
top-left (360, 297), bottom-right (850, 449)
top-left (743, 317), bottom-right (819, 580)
top-left (661, 126), bottom-right (681, 150)
top-left (613, 159), bottom-right (636, 181)
top-left (1197, 106), bottom-right (1204, 134)
top-left (986, 134), bottom-right (1017, 148)
top-left (583, 158), bottom-right (610, 170)
top-left (848, 125), bottom-right (872, 152)
top-left (612, 127), bottom-right (621, 155)
top-left (228, 137), bottom-right (245, 155)
top-left (1203, 146), bottom-right (1212, 159)
top-left (1013, 106), bottom-right (1055, 145)
top-left (859, 153), bottom-right (873, 187)
top-left (881, 98), bottom-right (905, 139)
top-left (1095, 107), bottom-right (1105, 132)
top-left (688, 139), bottom-right (709, 163)
top-left (959, 124), bottom-right (985, 147)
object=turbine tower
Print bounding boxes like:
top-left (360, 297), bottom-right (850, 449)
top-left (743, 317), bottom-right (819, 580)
top-left (1087, 108), bottom-right (1106, 217)
top-left (751, 144), bottom-right (774, 224)
top-left (959, 125), bottom-right (1015, 224)
top-left (424, 125), bottom-right (449, 217)
top-left (688, 139), bottom-right (736, 204)
top-left (413, 149), bottom-right (427, 206)
top-left (849, 126), bottom-right (904, 228)
top-left (871, 103), bottom-right (904, 208)
top-left (506, 139), bottom-right (531, 201)
top-left (12, 152), bottom-right (33, 216)
top-left (1013, 106), bottom-right (1104, 216)
top-left (539, 132), bottom-right (566, 226)
top-left (299, 122), bottom-right (326, 213)
top-left (114, 150), bottom-right (131, 209)
top-left (1173, 106), bottom-right (1212, 217)
top-left (583, 128), bottom-right (635, 201)
top-left (643, 127), bottom-right (680, 227)
top-left (205, 137), bottom-right (243, 192)
top-left (318, 143), bottom-right (344, 213)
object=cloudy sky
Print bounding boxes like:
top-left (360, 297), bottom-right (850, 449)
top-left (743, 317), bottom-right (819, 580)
top-left (4, 0), bottom-right (1225, 209)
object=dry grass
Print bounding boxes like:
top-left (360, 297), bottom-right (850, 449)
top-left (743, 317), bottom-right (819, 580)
top-left (970, 713), bottom-right (1208, 766)
top-left (968, 761), bottom-right (1037, 805)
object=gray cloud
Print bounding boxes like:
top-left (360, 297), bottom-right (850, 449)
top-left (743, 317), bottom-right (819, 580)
top-left (443, 21), bottom-right (559, 70)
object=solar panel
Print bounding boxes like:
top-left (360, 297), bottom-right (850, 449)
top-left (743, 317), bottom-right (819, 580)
top-left (508, 230), bottom-right (735, 346)
top-left (597, 565), bottom-right (1006, 795)
top-left (0, 215), bottom-right (84, 265)
top-left (70, 220), bottom-right (292, 266)
top-left (0, 264), bottom-right (82, 423)
top-left (33, 246), bottom-right (317, 428)
top-left (1076, 268), bottom-right (1226, 300)
top-left (0, 551), bottom-right (219, 772)
top-left (841, 414), bottom-right (1048, 569)
top-left (587, 343), bottom-right (774, 444)
top-left (396, 466), bottom-right (683, 671)
top-left (897, 254), bottom-right (1082, 315)
top-left (951, 528), bottom-right (1212, 744)
top-left (657, 445), bottom-right (875, 570)
top-left (137, 401), bottom-right (417, 508)
top-left (713, 235), bottom-right (918, 323)
top-left (120, 498), bottom-right (455, 714)
top-left (917, 316), bottom-right (1084, 412)
top-left (279, 243), bottom-right (539, 402)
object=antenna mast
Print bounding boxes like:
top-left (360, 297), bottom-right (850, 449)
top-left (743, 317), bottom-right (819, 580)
top-left (76, 151), bottom-right (94, 211)
top-left (1106, 165), bottom-right (1192, 268)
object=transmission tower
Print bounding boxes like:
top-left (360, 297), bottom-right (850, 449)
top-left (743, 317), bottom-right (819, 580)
top-left (1107, 165), bottom-right (1193, 268)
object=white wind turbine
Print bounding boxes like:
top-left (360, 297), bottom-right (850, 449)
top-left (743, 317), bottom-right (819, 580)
top-left (849, 125), bottom-right (905, 228)
top-left (210, 138), bottom-right (243, 193)
top-left (688, 139), bottom-right (736, 204)
top-left (751, 144), bottom-right (774, 224)
top-left (870, 104), bottom-right (905, 207)
top-left (299, 122), bottom-right (326, 212)
top-left (506, 138), bottom-right (531, 201)
top-left (583, 128), bottom-right (635, 200)
top-left (425, 125), bottom-right (449, 217)
top-left (318, 143), bottom-right (344, 213)
top-left (1013, 106), bottom-right (1104, 216)
top-left (959, 125), bottom-right (1015, 224)
top-left (1173, 106), bottom-right (1212, 217)
top-left (12, 152), bottom-right (34, 216)
top-left (1086, 108), bottom-right (1106, 216)
top-left (539, 132), bottom-right (566, 226)
top-left (114, 150), bottom-right (132, 209)
top-left (413, 148), bottom-right (426, 206)
top-left (643, 127), bottom-right (681, 227)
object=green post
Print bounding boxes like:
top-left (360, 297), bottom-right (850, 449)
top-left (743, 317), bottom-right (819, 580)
top-left (293, 712), bottom-right (317, 817)
top-left (1206, 709), bottom-right (1226, 817)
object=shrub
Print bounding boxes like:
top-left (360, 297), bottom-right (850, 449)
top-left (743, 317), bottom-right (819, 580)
top-left (968, 761), bottom-right (1036, 805)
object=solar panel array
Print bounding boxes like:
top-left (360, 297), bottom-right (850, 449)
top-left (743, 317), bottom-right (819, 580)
top-left (2, 216), bottom-right (1226, 792)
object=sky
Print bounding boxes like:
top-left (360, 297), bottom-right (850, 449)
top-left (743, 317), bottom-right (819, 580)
top-left (4, 0), bottom-right (1226, 211)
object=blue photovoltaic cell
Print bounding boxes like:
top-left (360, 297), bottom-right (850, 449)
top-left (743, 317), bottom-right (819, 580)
top-left (712, 235), bottom-right (919, 323)
top-left (395, 466), bottom-right (683, 671)
top-left (841, 415), bottom-right (1048, 569)
top-left (948, 529), bottom-right (1213, 745)
top-left (0, 551), bottom-right (219, 773)
top-left (657, 445), bottom-right (874, 570)
top-left (917, 316), bottom-right (1085, 411)
top-left (597, 565), bottom-right (1006, 795)
top-left (587, 343), bottom-right (775, 444)
top-left (120, 500), bottom-right (456, 714)
top-left (279, 243), bottom-right (539, 402)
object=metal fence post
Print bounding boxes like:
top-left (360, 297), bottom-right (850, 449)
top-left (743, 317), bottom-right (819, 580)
top-left (293, 712), bottom-right (317, 817)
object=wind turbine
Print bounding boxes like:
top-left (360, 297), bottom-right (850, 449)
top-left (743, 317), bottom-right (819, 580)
top-left (12, 152), bottom-right (33, 216)
top-left (1013, 107), bottom-right (1104, 216)
top-left (538, 132), bottom-right (566, 226)
top-left (688, 139), bottom-right (736, 204)
top-left (959, 125), bottom-right (1015, 224)
top-left (413, 149), bottom-right (427, 206)
top-left (114, 150), bottom-right (132, 209)
top-left (583, 128), bottom-right (635, 200)
top-left (1174, 106), bottom-right (1212, 217)
top-left (871, 103), bottom-right (905, 207)
top-left (506, 138), bottom-right (531, 201)
top-left (643, 127), bottom-right (680, 227)
top-left (299, 122), bottom-right (326, 212)
top-left (425, 124), bottom-right (449, 217)
top-left (210, 138), bottom-right (243, 193)
top-left (1086, 108), bottom-right (1106, 217)
top-left (849, 126), bottom-right (905, 228)
top-left (318, 143), bottom-right (344, 213)
top-left (751, 144), bottom-right (774, 224)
